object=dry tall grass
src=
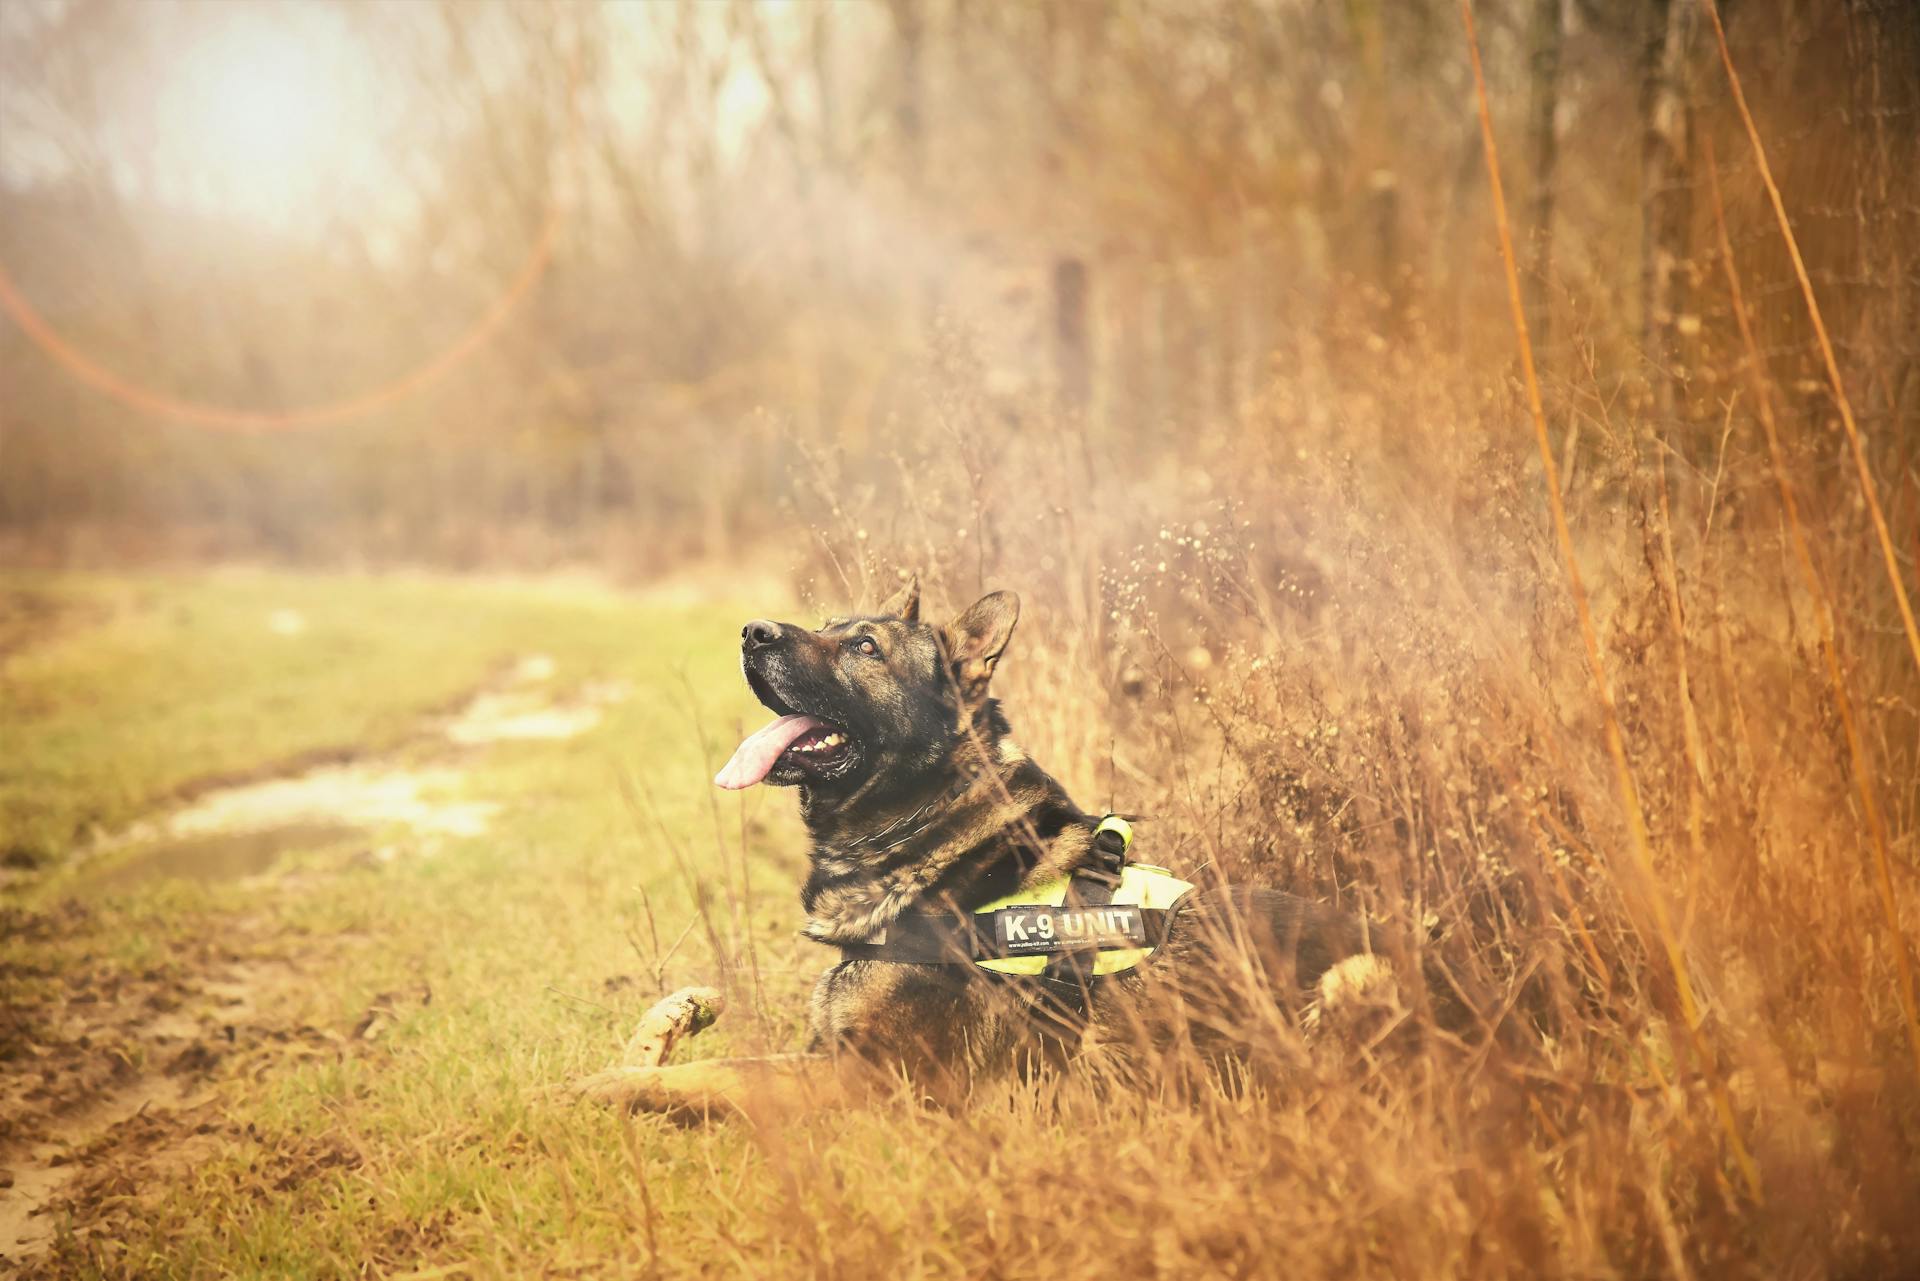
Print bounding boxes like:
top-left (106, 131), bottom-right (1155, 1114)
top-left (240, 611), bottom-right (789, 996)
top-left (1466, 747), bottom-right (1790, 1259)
top-left (743, 397), bottom-right (1919, 1271)
top-left (710, 127), bottom-right (1920, 1281)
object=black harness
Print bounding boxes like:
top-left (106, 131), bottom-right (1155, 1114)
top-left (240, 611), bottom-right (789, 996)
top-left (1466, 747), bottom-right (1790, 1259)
top-left (827, 817), bottom-right (1194, 1036)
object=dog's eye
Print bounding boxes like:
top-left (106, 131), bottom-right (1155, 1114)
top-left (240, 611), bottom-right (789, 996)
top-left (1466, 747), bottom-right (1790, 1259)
top-left (853, 637), bottom-right (879, 657)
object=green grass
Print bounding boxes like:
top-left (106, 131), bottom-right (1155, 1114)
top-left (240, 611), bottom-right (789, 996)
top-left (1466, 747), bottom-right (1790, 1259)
top-left (0, 569), bottom-right (708, 865)
top-left (2, 568), bottom-right (831, 1278)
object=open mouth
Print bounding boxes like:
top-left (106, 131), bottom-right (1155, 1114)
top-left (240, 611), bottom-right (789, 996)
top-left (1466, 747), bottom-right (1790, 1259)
top-left (774, 722), bottom-right (853, 769)
top-left (714, 668), bottom-right (859, 789)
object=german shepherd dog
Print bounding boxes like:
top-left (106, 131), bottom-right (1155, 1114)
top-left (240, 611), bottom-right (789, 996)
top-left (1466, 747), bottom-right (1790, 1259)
top-left (572, 580), bottom-right (1388, 1119)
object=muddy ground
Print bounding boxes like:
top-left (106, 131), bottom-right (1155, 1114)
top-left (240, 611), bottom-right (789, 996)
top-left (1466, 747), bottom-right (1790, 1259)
top-left (0, 654), bottom-right (623, 1273)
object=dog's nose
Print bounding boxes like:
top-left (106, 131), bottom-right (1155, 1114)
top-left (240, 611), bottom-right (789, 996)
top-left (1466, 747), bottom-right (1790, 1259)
top-left (741, 619), bottom-right (783, 651)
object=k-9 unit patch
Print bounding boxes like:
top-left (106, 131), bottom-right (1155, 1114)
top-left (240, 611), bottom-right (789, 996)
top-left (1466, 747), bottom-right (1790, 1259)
top-left (990, 904), bottom-right (1150, 956)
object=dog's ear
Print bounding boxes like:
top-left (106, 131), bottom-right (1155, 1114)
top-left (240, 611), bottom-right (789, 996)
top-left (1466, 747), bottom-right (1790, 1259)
top-left (877, 574), bottom-right (920, 622)
top-left (942, 591), bottom-right (1019, 705)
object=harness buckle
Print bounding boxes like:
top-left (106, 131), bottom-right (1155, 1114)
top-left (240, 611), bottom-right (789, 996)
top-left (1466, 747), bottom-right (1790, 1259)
top-left (1090, 814), bottom-right (1132, 869)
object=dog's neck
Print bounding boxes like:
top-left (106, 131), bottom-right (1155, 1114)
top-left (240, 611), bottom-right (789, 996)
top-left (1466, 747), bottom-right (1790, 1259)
top-left (796, 704), bottom-right (1095, 945)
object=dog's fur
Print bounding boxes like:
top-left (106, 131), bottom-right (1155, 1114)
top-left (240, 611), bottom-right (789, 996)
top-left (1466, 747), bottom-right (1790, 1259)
top-left (575, 581), bottom-right (1385, 1118)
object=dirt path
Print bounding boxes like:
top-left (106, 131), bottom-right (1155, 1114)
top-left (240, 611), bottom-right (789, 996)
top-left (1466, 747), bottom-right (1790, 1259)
top-left (0, 654), bottom-right (621, 1271)
top-left (84, 653), bottom-right (628, 890)
top-left (0, 938), bottom-right (321, 1267)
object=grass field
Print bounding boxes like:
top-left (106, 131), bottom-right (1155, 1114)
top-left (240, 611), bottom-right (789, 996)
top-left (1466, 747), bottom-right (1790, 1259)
top-left (4, 559), bottom-right (1918, 1280)
top-left (1, 569), bottom-right (839, 1277)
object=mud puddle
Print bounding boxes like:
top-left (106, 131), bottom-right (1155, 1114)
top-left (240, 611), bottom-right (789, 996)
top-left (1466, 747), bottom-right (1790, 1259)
top-left (445, 678), bottom-right (629, 745)
top-left (84, 653), bottom-right (626, 889)
top-left (1, 652), bottom-right (626, 1265)
top-left (91, 820), bottom-right (364, 891)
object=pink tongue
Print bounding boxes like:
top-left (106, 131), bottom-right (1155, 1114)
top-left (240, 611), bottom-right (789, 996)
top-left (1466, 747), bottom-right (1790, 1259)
top-left (714, 714), bottom-right (828, 789)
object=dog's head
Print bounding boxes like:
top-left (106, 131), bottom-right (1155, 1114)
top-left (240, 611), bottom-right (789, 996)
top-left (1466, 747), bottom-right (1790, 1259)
top-left (713, 577), bottom-right (1019, 795)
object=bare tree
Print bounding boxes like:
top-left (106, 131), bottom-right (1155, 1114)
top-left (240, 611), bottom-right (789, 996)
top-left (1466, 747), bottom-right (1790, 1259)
top-left (1641, 0), bottom-right (1696, 420)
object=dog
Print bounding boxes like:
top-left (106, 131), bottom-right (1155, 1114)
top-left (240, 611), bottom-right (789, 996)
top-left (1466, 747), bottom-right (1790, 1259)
top-left (572, 579), bottom-right (1390, 1119)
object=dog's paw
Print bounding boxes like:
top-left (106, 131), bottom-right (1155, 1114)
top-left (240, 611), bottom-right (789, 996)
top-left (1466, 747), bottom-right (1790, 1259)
top-left (1317, 953), bottom-right (1397, 1009)
top-left (622, 985), bottom-right (725, 1068)
top-left (526, 1071), bottom-right (639, 1108)
top-left (567, 1065), bottom-right (673, 1110)
top-left (565, 1059), bottom-right (757, 1120)
top-left (1303, 954), bottom-right (1404, 1048)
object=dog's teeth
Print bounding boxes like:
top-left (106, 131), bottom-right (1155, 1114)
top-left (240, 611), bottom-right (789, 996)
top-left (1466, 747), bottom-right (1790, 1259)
top-left (784, 731), bottom-right (844, 759)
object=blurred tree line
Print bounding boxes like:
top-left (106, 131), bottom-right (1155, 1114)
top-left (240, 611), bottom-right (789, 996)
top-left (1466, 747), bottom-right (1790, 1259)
top-left (0, 0), bottom-right (1914, 569)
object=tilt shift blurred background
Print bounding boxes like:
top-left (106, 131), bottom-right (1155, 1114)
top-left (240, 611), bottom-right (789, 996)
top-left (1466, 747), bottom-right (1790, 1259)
top-left (3, 0), bottom-right (1913, 573)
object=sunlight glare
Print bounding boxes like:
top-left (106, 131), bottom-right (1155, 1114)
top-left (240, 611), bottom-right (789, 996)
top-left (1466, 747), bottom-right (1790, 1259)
top-left (151, 6), bottom-right (368, 230)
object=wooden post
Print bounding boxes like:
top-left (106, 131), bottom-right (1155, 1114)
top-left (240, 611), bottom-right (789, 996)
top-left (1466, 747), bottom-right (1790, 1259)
top-left (1053, 256), bottom-right (1091, 417)
top-left (1527, 0), bottom-right (1564, 363)
top-left (1641, 0), bottom-right (1696, 422)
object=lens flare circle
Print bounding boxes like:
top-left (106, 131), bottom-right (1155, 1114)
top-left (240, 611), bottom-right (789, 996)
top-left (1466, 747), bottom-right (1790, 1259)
top-left (0, 8), bottom-right (571, 434)
top-left (0, 215), bottom-right (557, 433)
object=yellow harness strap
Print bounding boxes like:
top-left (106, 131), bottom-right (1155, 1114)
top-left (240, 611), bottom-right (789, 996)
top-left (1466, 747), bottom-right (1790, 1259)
top-left (973, 815), bottom-right (1193, 977)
